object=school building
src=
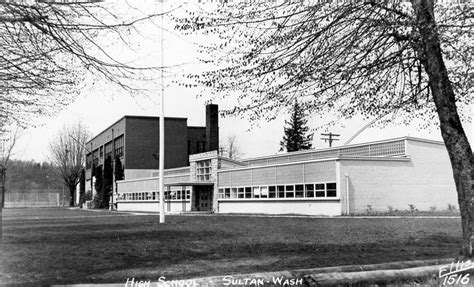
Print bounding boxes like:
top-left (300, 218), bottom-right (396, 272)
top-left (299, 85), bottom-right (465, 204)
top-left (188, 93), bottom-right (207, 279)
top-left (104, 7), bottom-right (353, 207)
top-left (114, 133), bottom-right (458, 216)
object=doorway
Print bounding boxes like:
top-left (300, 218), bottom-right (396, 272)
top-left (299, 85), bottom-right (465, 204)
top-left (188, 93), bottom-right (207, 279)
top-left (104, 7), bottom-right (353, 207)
top-left (193, 186), bottom-right (213, 211)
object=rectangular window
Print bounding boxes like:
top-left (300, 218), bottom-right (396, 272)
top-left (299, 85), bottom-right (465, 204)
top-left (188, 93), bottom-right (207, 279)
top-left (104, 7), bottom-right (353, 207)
top-left (196, 160), bottom-right (212, 181)
top-left (231, 188), bottom-right (238, 199)
top-left (315, 183), bottom-right (325, 197)
top-left (218, 188), bottom-right (224, 199)
top-left (224, 188), bottom-right (231, 199)
top-left (86, 153), bottom-right (92, 169)
top-left (326, 183), bottom-right (337, 197)
top-left (260, 186), bottom-right (268, 198)
top-left (93, 149), bottom-right (99, 167)
top-left (186, 189), bottom-right (191, 199)
top-left (269, 186), bottom-right (276, 198)
top-left (286, 185), bottom-right (295, 198)
top-left (277, 185), bottom-right (285, 198)
top-left (152, 192), bottom-right (156, 200)
top-left (245, 187), bottom-right (252, 198)
top-left (253, 187), bottom-right (260, 198)
top-left (100, 146), bottom-right (104, 158)
top-left (305, 184), bottom-right (315, 198)
top-left (114, 135), bottom-right (124, 158)
top-left (238, 187), bottom-right (245, 198)
top-left (104, 141), bottom-right (113, 159)
top-left (295, 184), bottom-right (304, 198)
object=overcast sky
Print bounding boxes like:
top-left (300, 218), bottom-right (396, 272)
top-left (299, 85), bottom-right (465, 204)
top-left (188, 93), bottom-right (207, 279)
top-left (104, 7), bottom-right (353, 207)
top-left (11, 1), bottom-right (473, 162)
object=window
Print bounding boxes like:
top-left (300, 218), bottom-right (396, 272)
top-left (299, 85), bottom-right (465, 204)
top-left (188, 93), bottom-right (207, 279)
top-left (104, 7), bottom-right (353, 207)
top-left (197, 160), bottom-right (211, 181)
top-left (315, 184), bottom-right (325, 197)
top-left (269, 186), bottom-right (276, 198)
top-left (104, 141), bottom-right (113, 159)
top-left (86, 153), bottom-right (92, 169)
top-left (295, 185), bottom-right (304, 198)
top-left (286, 185), bottom-right (294, 198)
top-left (99, 146), bottom-right (104, 158)
top-left (217, 182), bottom-right (337, 201)
top-left (238, 187), bottom-right (245, 198)
top-left (245, 187), bottom-right (252, 198)
top-left (277, 185), bottom-right (285, 198)
top-left (305, 184), bottom-right (314, 198)
top-left (114, 135), bottom-right (124, 157)
top-left (326, 183), bottom-right (337, 197)
top-left (93, 149), bottom-right (99, 167)
top-left (253, 187), bottom-right (260, 198)
top-left (231, 188), bottom-right (238, 198)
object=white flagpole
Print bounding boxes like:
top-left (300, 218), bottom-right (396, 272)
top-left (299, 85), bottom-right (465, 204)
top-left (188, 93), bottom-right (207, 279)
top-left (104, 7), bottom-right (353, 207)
top-left (159, 0), bottom-right (165, 224)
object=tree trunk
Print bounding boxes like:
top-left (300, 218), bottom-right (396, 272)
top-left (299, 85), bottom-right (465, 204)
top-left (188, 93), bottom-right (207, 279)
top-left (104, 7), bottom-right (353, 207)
top-left (413, 0), bottom-right (473, 258)
top-left (68, 185), bottom-right (75, 207)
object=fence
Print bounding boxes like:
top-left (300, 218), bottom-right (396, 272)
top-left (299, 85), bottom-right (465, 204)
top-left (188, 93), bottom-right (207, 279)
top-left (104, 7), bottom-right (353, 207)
top-left (4, 193), bottom-right (60, 208)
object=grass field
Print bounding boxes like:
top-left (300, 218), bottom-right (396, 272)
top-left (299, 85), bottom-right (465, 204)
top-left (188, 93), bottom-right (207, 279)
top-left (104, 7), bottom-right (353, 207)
top-left (0, 208), bottom-right (463, 285)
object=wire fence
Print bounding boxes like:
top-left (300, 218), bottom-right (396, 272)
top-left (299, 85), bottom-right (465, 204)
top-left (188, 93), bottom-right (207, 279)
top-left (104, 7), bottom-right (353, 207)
top-left (4, 192), bottom-right (62, 208)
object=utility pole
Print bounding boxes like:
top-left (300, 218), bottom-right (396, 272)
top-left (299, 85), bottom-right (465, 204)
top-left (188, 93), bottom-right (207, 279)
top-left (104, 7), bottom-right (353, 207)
top-left (321, 132), bottom-right (340, 148)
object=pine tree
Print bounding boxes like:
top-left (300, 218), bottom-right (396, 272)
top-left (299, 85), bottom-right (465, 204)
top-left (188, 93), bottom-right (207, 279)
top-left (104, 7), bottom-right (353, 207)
top-left (280, 100), bottom-right (313, 152)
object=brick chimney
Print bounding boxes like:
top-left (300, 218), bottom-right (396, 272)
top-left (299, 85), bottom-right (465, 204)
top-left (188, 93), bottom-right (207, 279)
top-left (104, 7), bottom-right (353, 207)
top-left (206, 104), bottom-right (219, 152)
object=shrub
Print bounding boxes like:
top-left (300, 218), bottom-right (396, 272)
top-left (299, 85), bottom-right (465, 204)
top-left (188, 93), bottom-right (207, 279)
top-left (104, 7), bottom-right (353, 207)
top-left (408, 204), bottom-right (417, 215)
top-left (387, 205), bottom-right (394, 214)
top-left (366, 205), bottom-right (373, 214)
top-left (447, 204), bottom-right (457, 213)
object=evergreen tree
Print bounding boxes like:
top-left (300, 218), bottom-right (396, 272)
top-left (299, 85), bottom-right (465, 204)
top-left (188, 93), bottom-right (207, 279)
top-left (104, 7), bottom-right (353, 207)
top-left (114, 157), bottom-right (124, 181)
top-left (102, 156), bottom-right (113, 209)
top-left (279, 100), bottom-right (313, 152)
top-left (93, 165), bottom-right (103, 208)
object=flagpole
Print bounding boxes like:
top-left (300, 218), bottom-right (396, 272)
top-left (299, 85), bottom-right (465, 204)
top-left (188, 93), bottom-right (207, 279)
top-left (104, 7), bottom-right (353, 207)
top-left (159, 0), bottom-right (165, 224)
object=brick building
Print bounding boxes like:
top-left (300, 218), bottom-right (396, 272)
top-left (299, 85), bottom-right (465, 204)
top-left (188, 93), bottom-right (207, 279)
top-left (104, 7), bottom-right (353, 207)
top-left (84, 104), bottom-right (219, 196)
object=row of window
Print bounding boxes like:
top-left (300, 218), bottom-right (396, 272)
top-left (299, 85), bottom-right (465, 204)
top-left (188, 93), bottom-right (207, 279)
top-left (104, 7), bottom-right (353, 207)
top-left (218, 183), bottom-right (337, 199)
top-left (86, 136), bottom-right (125, 169)
top-left (118, 189), bottom-right (191, 201)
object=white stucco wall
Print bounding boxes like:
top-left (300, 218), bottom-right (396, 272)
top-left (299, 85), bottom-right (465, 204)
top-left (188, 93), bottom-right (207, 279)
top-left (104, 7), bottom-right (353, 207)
top-left (117, 200), bottom-right (191, 213)
top-left (217, 199), bottom-right (341, 216)
top-left (338, 139), bottom-right (457, 214)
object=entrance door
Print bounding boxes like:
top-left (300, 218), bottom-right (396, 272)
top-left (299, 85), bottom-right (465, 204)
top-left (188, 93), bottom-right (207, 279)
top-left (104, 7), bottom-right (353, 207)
top-left (194, 186), bottom-right (213, 211)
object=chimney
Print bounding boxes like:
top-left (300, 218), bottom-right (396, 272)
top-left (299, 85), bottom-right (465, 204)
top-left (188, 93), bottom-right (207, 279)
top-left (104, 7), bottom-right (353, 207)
top-left (206, 104), bottom-right (219, 152)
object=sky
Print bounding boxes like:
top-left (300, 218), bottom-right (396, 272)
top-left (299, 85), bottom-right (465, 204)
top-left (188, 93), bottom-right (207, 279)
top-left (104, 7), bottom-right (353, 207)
top-left (11, 1), bottom-right (473, 163)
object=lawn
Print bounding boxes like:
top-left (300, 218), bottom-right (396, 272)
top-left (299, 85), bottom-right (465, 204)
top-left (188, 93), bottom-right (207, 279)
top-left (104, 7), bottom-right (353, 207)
top-left (0, 208), bottom-right (463, 285)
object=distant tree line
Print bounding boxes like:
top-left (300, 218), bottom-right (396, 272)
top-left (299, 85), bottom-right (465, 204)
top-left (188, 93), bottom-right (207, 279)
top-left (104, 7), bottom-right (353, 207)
top-left (5, 160), bottom-right (62, 193)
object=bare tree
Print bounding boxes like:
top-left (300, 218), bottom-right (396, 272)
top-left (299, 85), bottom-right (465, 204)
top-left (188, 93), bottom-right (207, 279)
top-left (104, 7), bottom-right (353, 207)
top-left (221, 134), bottom-right (243, 160)
top-left (49, 122), bottom-right (90, 207)
top-left (0, 1), bottom-right (163, 127)
top-left (0, 126), bottom-right (22, 168)
top-left (176, 1), bottom-right (473, 257)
